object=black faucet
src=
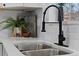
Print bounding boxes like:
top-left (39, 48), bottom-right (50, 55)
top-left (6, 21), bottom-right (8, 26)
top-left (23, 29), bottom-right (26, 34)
top-left (41, 3), bottom-right (68, 47)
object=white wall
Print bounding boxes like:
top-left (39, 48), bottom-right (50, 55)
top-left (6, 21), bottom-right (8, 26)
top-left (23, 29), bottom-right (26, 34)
top-left (67, 23), bottom-right (79, 51)
top-left (0, 10), bottom-right (22, 37)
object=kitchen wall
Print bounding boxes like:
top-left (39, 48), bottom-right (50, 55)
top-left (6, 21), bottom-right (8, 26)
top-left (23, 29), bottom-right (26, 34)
top-left (67, 22), bottom-right (79, 51)
top-left (0, 10), bottom-right (22, 37)
top-left (0, 4), bottom-right (69, 45)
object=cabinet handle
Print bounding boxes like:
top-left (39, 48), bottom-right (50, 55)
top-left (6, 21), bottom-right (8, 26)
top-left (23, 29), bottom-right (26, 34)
top-left (3, 4), bottom-right (5, 6)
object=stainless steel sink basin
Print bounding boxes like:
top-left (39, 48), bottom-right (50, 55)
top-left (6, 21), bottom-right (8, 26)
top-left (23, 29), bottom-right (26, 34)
top-left (14, 42), bottom-right (73, 56)
top-left (21, 48), bottom-right (69, 56)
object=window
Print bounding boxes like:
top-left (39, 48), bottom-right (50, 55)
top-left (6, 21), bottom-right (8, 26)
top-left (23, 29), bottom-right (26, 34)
top-left (64, 3), bottom-right (79, 21)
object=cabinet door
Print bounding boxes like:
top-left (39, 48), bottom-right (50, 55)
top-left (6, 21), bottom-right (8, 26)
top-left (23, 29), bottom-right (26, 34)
top-left (2, 47), bottom-right (8, 56)
top-left (24, 3), bottom-right (42, 8)
top-left (0, 3), bottom-right (23, 8)
top-left (0, 44), bottom-right (2, 56)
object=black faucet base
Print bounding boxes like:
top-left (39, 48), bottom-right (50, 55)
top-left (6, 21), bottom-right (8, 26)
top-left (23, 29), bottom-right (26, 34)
top-left (54, 43), bottom-right (68, 47)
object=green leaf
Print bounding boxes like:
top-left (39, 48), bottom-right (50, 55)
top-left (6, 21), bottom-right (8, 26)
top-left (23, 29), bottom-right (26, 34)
top-left (0, 20), bottom-right (8, 24)
top-left (58, 3), bottom-right (65, 6)
top-left (0, 17), bottom-right (31, 31)
top-left (1, 23), bottom-right (13, 30)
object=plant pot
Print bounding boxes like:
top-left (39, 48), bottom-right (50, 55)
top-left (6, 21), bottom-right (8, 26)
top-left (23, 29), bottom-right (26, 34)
top-left (22, 32), bottom-right (31, 37)
top-left (12, 27), bottom-right (22, 37)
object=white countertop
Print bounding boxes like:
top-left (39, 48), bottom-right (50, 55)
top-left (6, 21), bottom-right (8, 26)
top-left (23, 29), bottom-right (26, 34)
top-left (0, 37), bottom-right (24, 56)
top-left (0, 37), bottom-right (79, 56)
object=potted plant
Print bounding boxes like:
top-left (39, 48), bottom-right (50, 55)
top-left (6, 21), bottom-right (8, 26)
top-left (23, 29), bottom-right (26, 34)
top-left (0, 17), bottom-right (30, 37)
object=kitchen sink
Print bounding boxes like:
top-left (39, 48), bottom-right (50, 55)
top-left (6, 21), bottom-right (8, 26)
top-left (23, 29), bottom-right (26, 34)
top-left (14, 41), bottom-right (73, 56)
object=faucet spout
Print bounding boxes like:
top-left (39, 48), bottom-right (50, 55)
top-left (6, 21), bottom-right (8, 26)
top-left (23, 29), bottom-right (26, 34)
top-left (41, 3), bottom-right (68, 47)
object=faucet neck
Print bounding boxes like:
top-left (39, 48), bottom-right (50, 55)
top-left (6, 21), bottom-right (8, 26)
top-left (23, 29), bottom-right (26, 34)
top-left (41, 5), bottom-right (60, 32)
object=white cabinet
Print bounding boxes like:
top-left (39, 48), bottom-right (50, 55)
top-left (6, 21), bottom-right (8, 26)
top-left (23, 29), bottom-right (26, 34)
top-left (0, 44), bottom-right (2, 56)
top-left (0, 3), bottom-right (23, 8)
top-left (24, 3), bottom-right (42, 8)
top-left (0, 3), bottom-right (58, 22)
top-left (0, 43), bottom-right (7, 56)
top-left (2, 47), bottom-right (7, 56)
top-left (0, 3), bottom-right (42, 8)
